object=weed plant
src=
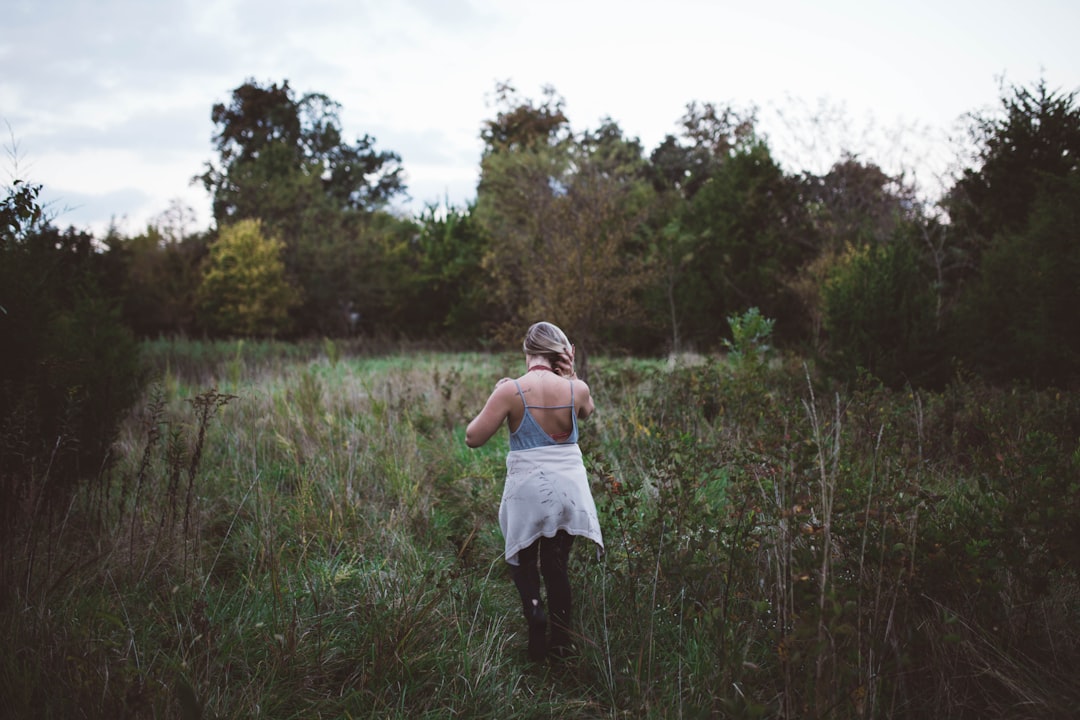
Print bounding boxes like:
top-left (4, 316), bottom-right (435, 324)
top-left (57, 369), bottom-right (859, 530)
top-left (2, 347), bottom-right (1078, 718)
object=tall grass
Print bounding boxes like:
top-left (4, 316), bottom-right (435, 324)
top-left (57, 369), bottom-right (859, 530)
top-left (2, 347), bottom-right (1078, 718)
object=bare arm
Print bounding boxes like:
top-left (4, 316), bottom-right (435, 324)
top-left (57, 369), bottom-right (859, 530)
top-left (574, 379), bottom-right (595, 419)
top-left (465, 378), bottom-right (514, 448)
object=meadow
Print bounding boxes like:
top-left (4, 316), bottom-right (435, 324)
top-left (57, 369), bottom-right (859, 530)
top-left (3, 339), bottom-right (1078, 719)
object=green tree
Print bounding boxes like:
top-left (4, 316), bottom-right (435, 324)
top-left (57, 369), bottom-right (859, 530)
top-left (343, 210), bottom-right (426, 337)
top-left (946, 78), bottom-right (1080, 385)
top-left (401, 202), bottom-right (497, 338)
top-left (479, 81), bottom-right (571, 154)
top-left (644, 102), bottom-right (757, 352)
top-left (952, 170), bottom-right (1080, 386)
top-left (476, 85), bottom-right (653, 370)
top-left (197, 80), bottom-right (405, 223)
top-left (196, 79), bottom-right (406, 334)
top-left (676, 139), bottom-right (815, 349)
top-left (947, 79), bottom-right (1080, 262)
top-left (104, 223), bottom-right (207, 337)
top-left (647, 101), bottom-right (756, 201)
top-left (196, 219), bottom-right (300, 337)
top-left (789, 155), bottom-right (922, 352)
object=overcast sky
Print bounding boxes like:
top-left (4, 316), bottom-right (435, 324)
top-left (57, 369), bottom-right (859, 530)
top-left (4, 0), bottom-right (1078, 236)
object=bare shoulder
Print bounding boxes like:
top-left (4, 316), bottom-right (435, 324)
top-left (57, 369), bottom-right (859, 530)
top-left (491, 376), bottom-right (520, 402)
top-left (573, 377), bottom-right (595, 418)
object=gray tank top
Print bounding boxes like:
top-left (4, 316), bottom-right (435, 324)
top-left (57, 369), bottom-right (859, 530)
top-left (508, 379), bottom-right (579, 450)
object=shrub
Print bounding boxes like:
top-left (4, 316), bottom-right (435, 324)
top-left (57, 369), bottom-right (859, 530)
top-left (196, 219), bottom-right (300, 337)
top-left (1, 217), bottom-right (144, 548)
top-left (822, 236), bottom-right (943, 388)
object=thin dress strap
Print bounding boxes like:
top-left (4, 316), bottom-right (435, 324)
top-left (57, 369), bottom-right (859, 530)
top-left (509, 379), bottom-right (578, 448)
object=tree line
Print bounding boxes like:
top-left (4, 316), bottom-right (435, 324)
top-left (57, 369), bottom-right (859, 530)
top-left (163, 80), bottom-right (1080, 384)
top-left (2, 76), bottom-right (1078, 495)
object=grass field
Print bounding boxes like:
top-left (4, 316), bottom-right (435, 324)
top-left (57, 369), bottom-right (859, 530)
top-left (3, 340), bottom-right (1078, 718)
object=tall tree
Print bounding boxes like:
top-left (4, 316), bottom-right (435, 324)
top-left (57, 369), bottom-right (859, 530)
top-left (946, 78), bottom-right (1080, 386)
top-left (476, 86), bottom-right (653, 369)
top-left (197, 80), bottom-right (405, 223)
top-left (480, 82), bottom-right (571, 156)
top-left (952, 169), bottom-right (1080, 386)
top-left (196, 79), bottom-right (407, 334)
top-left (643, 102), bottom-right (758, 353)
top-left (945, 78), bottom-right (1080, 279)
top-left (674, 138), bottom-right (814, 349)
top-left (648, 101), bottom-right (757, 201)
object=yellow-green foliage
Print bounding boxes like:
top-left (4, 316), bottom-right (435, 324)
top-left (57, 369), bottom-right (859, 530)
top-left (197, 218), bottom-right (300, 336)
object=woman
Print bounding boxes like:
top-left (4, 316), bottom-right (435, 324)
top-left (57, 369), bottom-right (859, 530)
top-left (466, 321), bottom-right (604, 662)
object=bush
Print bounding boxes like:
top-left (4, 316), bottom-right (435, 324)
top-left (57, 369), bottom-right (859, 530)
top-left (952, 171), bottom-right (1080, 387)
top-left (1, 201), bottom-right (144, 561)
top-left (822, 235), bottom-right (944, 388)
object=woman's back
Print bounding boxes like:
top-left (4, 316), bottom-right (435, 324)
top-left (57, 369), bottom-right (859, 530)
top-left (507, 370), bottom-right (577, 440)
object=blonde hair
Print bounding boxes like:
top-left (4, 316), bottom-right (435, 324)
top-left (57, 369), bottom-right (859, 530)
top-left (522, 321), bottom-right (571, 362)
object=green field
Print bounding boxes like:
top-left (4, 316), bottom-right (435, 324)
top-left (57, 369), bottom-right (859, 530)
top-left (3, 341), bottom-right (1078, 719)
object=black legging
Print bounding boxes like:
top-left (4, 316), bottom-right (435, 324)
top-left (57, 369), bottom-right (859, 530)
top-left (512, 531), bottom-right (575, 645)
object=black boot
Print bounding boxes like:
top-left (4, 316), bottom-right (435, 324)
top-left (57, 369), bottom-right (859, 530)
top-left (526, 599), bottom-right (547, 662)
top-left (548, 611), bottom-right (572, 662)
top-left (540, 532), bottom-right (575, 663)
top-left (513, 541), bottom-right (548, 663)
